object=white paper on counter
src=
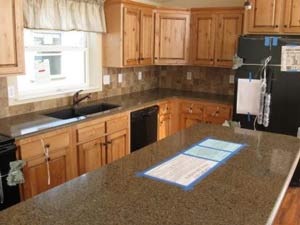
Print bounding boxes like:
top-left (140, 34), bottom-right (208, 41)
top-left (281, 45), bottom-right (300, 72)
top-left (144, 154), bottom-right (217, 187)
top-left (200, 139), bottom-right (244, 152)
top-left (236, 79), bottom-right (261, 115)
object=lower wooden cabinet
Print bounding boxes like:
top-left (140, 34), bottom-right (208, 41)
top-left (107, 129), bottom-right (128, 164)
top-left (180, 114), bottom-right (203, 129)
top-left (204, 105), bottom-right (231, 125)
top-left (18, 128), bottom-right (76, 200)
top-left (78, 137), bottom-right (106, 175)
top-left (158, 114), bottom-right (172, 140)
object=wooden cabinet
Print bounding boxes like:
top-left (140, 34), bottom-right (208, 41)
top-left (107, 129), bottom-right (128, 164)
top-left (78, 137), bottom-right (106, 175)
top-left (191, 8), bottom-right (243, 68)
top-left (244, 0), bottom-right (300, 34)
top-left (158, 101), bottom-right (177, 140)
top-left (76, 114), bottom-right (129, 175)
top-left (245, 0), bottom-right (283, 33)
top-left (158, 114), bottom-right (171, 140)
top-left (179, 101), bottom-right (204, 130)
top-left (204, 104), bottom-right (232, 125)
top-left (154, 9), bottom-right (191, 65)
top-left (191, 13), bottom-right (216, 66)
top-left (18, 129), bottom-right (76, 200)
top-left (283, 0), bottom-right (300, 33)
top-left (215, 13), bottom-right (243, 67)
top-left (103, 1), bottom-right (154, 67)
top-left (0, 0), bottom-right (24, 75)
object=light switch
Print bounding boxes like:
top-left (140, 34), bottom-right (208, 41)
top-left (187, 72), bottom-right (192, 80)
top-left (8, 86), bottom-right (15, 98)
top-left (103, 75), bottom-right (110, 85)
top-left (118, 73), bottom-right (123, 83)
top-left (138, 72), bottom-right (143, 80)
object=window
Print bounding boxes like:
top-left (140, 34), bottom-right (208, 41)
top-left (10, 29), bottom-right (102, 103)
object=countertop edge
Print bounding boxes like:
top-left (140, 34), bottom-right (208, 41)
top-left (266, 147), bottom-right (300, 225)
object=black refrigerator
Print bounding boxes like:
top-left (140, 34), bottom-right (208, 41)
top-left (233, 35), bottom-right (300, 187)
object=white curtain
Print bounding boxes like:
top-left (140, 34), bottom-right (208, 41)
top-left (23, 0), bottom-right (106, 33)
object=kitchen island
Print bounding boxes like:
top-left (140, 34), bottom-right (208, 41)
top-left (0, 124), bottom-right (299, 225)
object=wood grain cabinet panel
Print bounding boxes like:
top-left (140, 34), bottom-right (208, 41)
top-left (19, 129), bottom-right (76, 200)
top-left (107, 129), bottom-right (128, 164)
top-left (215, 13), bottom-right (243, 67)
top-left (283, 0), bottom-right (300, 33)
top-left (158, 114), bottom-right (172, 140)
top-left (245, 0), bottom-right (283, 33)
top-left (123, 7), bottom-right (140, 66)
top-left (191, 13), bottom-right (216, 66)
top-left (0, 0), bottom-right (24, 75)
top-left (154, 10), bottom-right (190, 65)
top-left (140, 8), bottom-right (154, 65)
top-left (78, 137), bottom-right (106, 175)
top-left (204, 105), bottom-right (231, 125)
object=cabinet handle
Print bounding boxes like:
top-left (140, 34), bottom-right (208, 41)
top-left (284, 25), bottom-right (287, 28)
top-left (274, 25), bottom-right (279, 28)
top-left (106, 141), bottom-right (112, 145)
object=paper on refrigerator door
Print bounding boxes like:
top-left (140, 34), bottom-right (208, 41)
top-left (281, 46), bottom-right (300, 72)
top-left (144, 154), bottom-right (217, 187)
top-left (236, 79), bottom-right (261, 115)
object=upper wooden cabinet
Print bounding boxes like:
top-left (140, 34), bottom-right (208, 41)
top-left (103, 1), bottom-right (154, 67)
top-left (191, 8), bottom-right (243, 68)
top-left (283, 0), bottom-right (300, 33)
top-left (0, 0), bottom-right (25, 75)
top-left (154, 9), bottom-right (191, 65)
top-left (244, 0), bottom-right (300, 34)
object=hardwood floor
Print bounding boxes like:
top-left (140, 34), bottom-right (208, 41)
top-left (273, 188), bottom-right (300, 225)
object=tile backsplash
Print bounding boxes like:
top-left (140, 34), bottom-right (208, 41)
top-left (159, 66), bottom-right (235, 96)
top-left (0, 66), bottom-right (234, 119)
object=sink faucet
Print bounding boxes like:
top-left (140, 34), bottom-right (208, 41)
top-left (73, 90), bottom-right (91, 107)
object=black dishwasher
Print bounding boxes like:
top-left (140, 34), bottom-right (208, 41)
top-left (131, 106), bottom-right (159, 152)
top-left (0, 135), bottom-right (20, 211)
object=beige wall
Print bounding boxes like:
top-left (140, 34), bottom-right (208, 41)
top-left (134, 0), bottom-right (244, 7)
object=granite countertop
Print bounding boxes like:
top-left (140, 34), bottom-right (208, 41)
top-left (0, 124), bottom-right (299, 225)
top-left (0, 89), bottom-right (234, 139)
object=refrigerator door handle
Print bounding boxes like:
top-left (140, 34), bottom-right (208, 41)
top-left (0, 171), bottom-right (4, 204)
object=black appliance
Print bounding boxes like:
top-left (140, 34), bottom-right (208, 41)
top-left (233, 35), bottom-right (300, 187)
top-left (131, 106), bottom-right (159, 152)
top-left (0, 135), bottom-right (20, 211)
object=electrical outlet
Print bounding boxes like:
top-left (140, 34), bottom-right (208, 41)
top-left (138, 71), bottom-right (143, 80)
top-left (118, 73), bottom-right (123, 83)
top-left (187, 72), bottom-right (192, 80)
top-left (103, 75), bottom-right (110, 85)
top-left (8, 86), bottom-right (15, 98)
top-left (229, 74), bottom-right (235, 84)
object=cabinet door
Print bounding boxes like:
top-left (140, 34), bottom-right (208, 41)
top-left (155, 12), bottom-right (190, 65)
top-left (204, 105), bottom-right (231, 125)
top-left (106, 129), bottom-right (128, 164)
top-left (246, 0), bottom-right (283, 33)
top-left (123, 7), bottom-right (140, 66)
top-left (283, 0), bottom-right (300, 33)
top-left (215, 13), bottom-right (243, 67)
top-left (158, 114), bottom-right (171, 140)
top-left (0, 0), bottom-right (24, 75)
top-left (78, 137), bottom-right (106, 175)
top-left (180, 114), bottom-right (203, 130)
top-left (22, 149), bottom-right (69, 200)
top-left (191, 13), bottom-right (216, 66)
top-left (140, 8), bottom-right (154, 65)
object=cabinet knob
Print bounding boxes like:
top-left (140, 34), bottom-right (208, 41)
top-left (284, 25), bottom-right (287, 28)
top-left (274, 25), bottom-right (279, 28)
top-left (45, 144), bottom-right (50, 149)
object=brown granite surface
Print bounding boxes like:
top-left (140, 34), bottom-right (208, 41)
top-left (0, 89), bottom-right (234, 139)
top-left (0, 124), bottom-right (299, 225)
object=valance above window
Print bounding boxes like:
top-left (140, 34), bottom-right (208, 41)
top-left (23, 0), bottom-right (106, 33)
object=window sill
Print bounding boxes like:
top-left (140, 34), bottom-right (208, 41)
top-left (9, 86), bottom-right (102, 106)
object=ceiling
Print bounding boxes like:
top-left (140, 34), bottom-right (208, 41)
top-left (133, 0), bottom-right (244, 7)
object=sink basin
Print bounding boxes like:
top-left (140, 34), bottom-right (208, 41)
top-left (44, 103), bottom-right (120, 119)
top-left (77, 103), bottom-right (119, 116)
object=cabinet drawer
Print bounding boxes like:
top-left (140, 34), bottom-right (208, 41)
top-left (20, 132), bottom-right (70, 160)
top-left (204, 105), bottom-right (231, 124)
top-left (106, 116), bottom-right (128, 134)
top-left (77, 122), bottom-right (105, 143)
top-left (159, 102), bottom-right (172, 115)
top-left (180, 102), bottom-right (204, 115)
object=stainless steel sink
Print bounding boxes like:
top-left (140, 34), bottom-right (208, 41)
top-left (44, 103), bottom-right (120, 119)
